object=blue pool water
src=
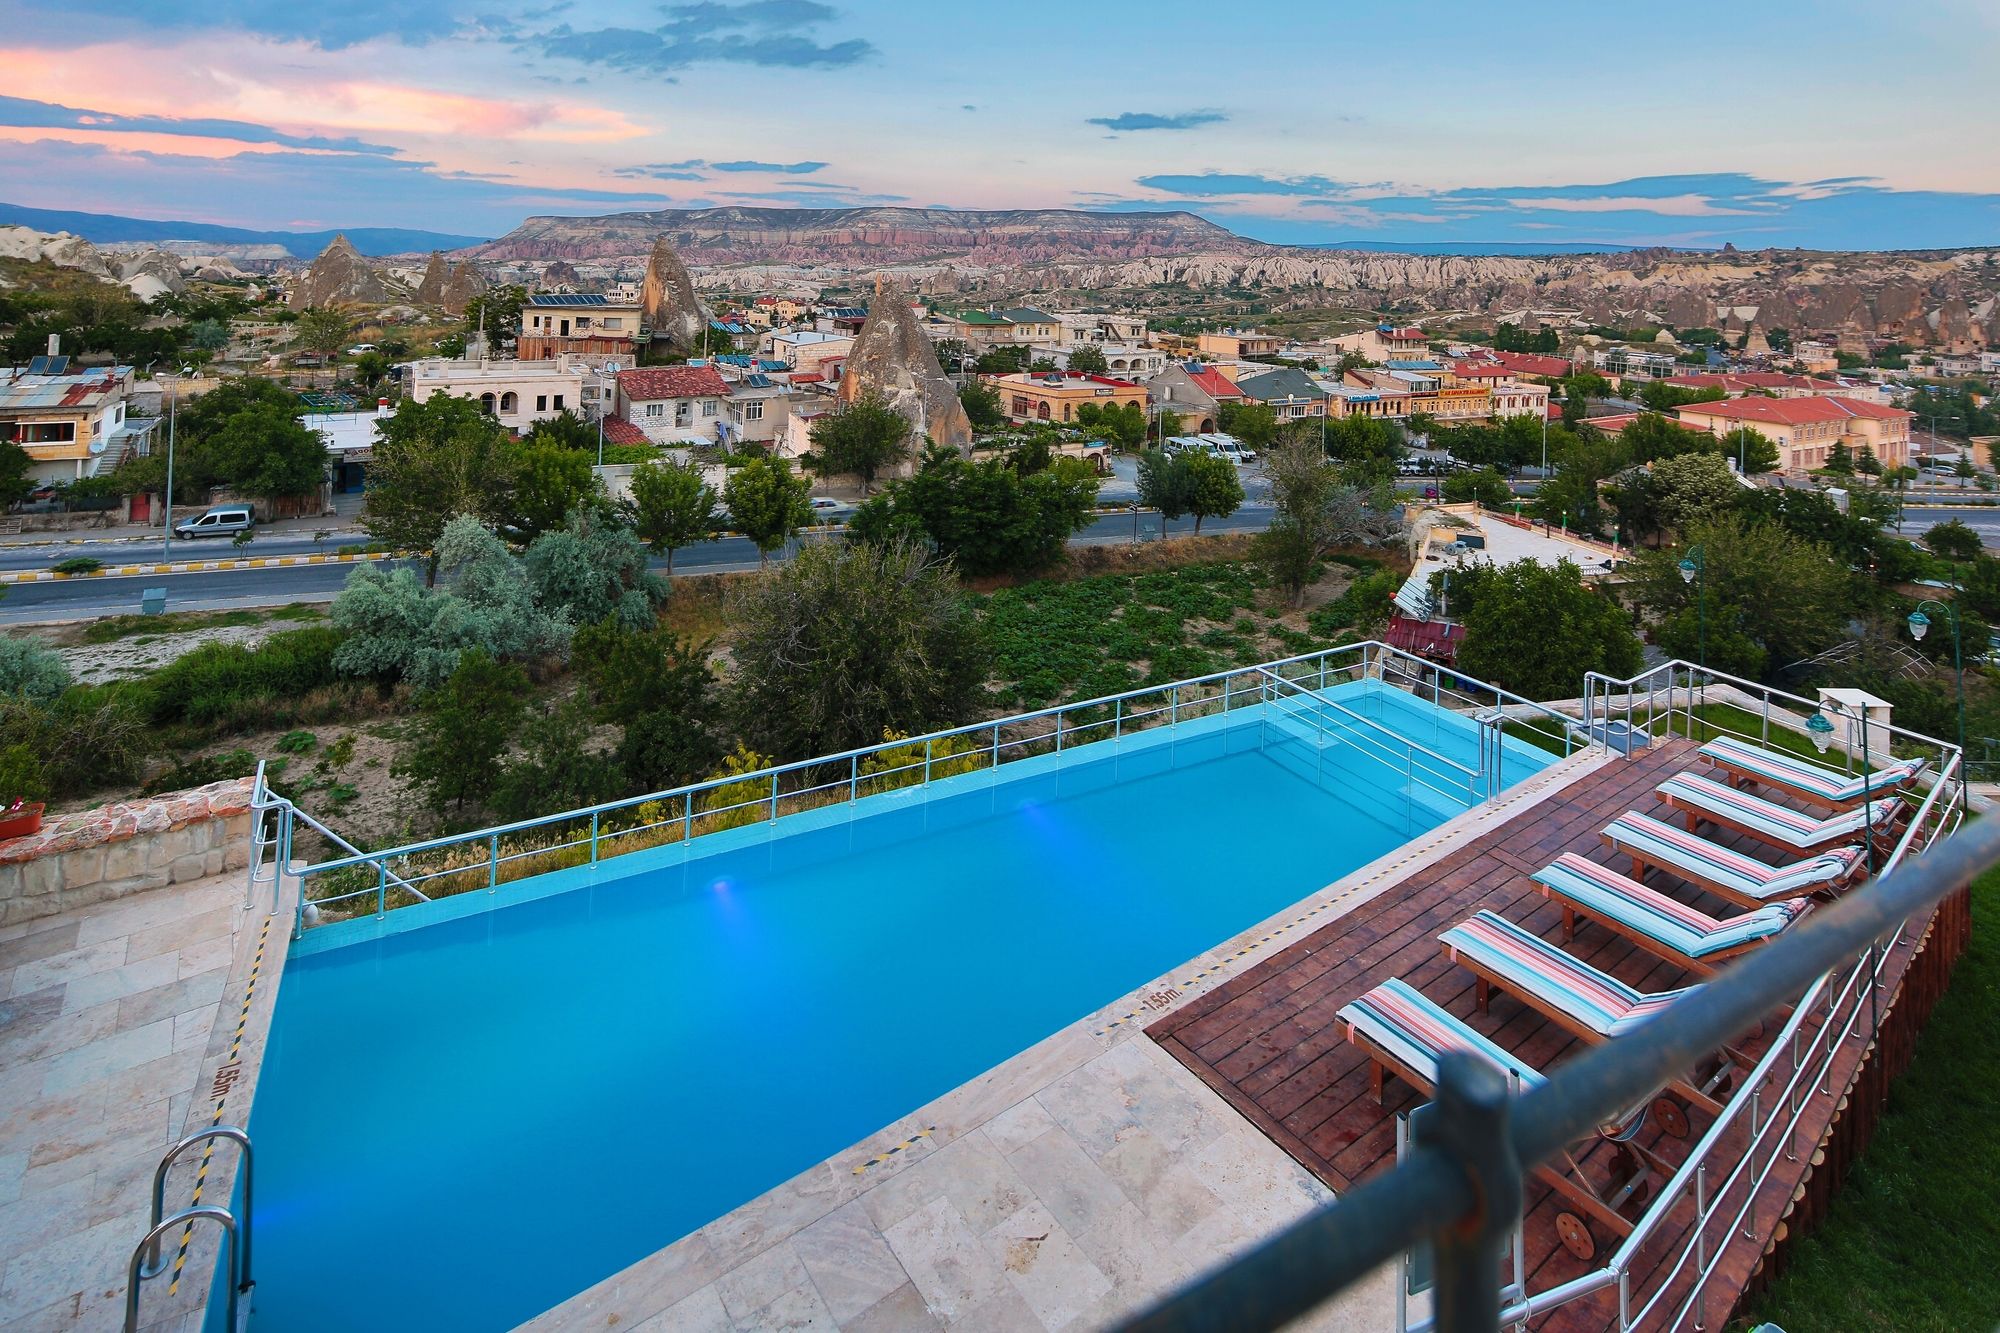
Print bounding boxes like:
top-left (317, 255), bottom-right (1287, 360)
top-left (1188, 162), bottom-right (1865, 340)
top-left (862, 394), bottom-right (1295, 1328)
top-left (248, 689), bottom-right (1553, 1330)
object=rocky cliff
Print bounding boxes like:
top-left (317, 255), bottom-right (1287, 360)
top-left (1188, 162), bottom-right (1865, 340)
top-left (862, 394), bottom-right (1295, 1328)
top-left (288, 233), bottom-right (396, 308)
top-left (640, 236), bottom-right (707, 351)
top-left (469, 206), bottom-right (1253, 267)
top-left (838, 278), bottom-right (973, 455)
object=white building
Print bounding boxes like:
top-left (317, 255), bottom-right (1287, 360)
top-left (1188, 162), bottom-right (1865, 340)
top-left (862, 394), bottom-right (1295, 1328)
top-left (403, 355), bottom-right (619, 433)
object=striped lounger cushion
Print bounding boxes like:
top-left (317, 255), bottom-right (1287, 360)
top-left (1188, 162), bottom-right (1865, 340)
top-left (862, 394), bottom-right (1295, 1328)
top-left (1439, 910), bottom-right (1697, 1038)
top-left (1337, 977), bottom-right (1545, 1092)
top-left (1601, 811), bottom-right (1862, 901)
top-left (1533, 853), bottom-right (1811, 959)
top-left (1658, 772), bottom-right (1902, 849)
top-left (1700, 736), bottom-right (1926, 803)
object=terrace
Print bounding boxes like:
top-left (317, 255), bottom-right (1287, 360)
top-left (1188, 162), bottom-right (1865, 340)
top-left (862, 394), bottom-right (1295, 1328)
top-left (4, 651), bottom-right (1973, 1332)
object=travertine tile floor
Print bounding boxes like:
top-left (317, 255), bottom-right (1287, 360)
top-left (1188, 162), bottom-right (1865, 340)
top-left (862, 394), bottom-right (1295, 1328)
top-left (0, 874), bottom-right (280, 1333)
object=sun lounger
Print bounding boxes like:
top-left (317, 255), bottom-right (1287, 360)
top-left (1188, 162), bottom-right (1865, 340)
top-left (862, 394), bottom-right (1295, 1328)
top-left (1438, 910), bottom-right (1738, 1114)
top-left (1531, 852), bottom-right (1811, 974)
top-left (1699, 735), bottom-right (1927, 811)
top-left (1657, 771), bottom-right (1904, 858)
top-left (1599, 811), bottom-right (1863, 909)
top-left (1336, 977), bottom-right (1671, 1260)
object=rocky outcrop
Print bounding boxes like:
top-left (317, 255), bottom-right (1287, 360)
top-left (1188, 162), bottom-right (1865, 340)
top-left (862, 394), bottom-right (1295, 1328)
top-left (288, 233), bottom-right (390, 308)
top-left (540, 260), bottom-right (581, 289)
top-left (470, 206), bottom-right (1252, 266)
top-left (837, 277), bottom-right (973, 454)
top-left (0, 225), bottom-right (116, 279)
top-left (640, 236), bottom-right (707, 350)
top-left (439, 259), bottom-right (486, 316)
top-left (414, 250), bottom-right (449, 305)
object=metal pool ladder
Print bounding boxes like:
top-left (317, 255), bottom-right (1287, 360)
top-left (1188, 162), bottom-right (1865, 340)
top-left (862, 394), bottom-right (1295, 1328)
top-left (125, 1126), bottom-right (254, 1332)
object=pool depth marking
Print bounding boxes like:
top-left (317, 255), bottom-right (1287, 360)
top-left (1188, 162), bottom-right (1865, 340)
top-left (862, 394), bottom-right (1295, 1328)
top-left (851, 1126), bottom-right (938, 1175)
top-left (168, 913), bottom-right (271, 1297)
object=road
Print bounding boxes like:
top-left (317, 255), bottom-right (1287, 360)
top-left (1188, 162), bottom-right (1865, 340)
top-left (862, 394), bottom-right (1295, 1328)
top-left (1901, 504), bottom-right (2000, 547)
top-left (0, 505), bottom-right (1279, 624)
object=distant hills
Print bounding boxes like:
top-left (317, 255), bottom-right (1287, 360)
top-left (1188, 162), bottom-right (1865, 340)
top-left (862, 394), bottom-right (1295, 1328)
top-left (0, 203), bottom-right (487, 257)
top-left (1302, 240), bottom-right (1667, 256)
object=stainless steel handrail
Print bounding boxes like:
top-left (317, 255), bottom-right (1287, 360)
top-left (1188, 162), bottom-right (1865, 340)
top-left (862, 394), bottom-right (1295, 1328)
top-left (141, 1126), bottom-right (252, 1279)
top-left (125, 1206), bottom-right (241, 1333)
top-left (1256, 668), bottom-right (1484, 785)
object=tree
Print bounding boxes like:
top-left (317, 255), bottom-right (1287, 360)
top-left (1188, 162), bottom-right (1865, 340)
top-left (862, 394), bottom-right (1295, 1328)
top-left (461, 287), bottom-right (527, 347)
top-left (362, 393), bottom-right (518, 582)
top-left (144, 377), bottom-right (333, 503)
top-left (491, 695), bottom-right (622, 822)
top-left (1442, 467), bottom-right (1512, 508)
top-left (723, 456), bottom-right (813, 569)
top-left (1066, 344), bottom-right (1109, 375)
top-left (1451, 559), bottom-right (1642, 700)
top-left (1255, 436), bottom-right (1403, 607)
top-left (506, 437), bottom-right (600, 541)
top-left (1636, 382), bottom-right (1726, 412)
top-left (292, 306), bottom-right (348, 359)
top-left (1718, 427), bottom-right (1779, 475)
top-left (1217, 400), bottom-right (1279, 448)
top-left (627, 457), bottom-right (716, 573)
top-left (352, 351), bottom-right (393, 391)
top-left (0, 441), bottom-right (36, 510)
top-left (1182, 451), bottom-right (1245, 534)
top-left (394, 650), bottom-right (528, 817)
top-left (1824, 441), bottom-right (1855, 475)
top-left (0, 637), bottom-right (72, 704)
top-left (959, 380), bottom-right (1005, 432)
top-left (1856, 443), bottom-right (1883, 476)
top-left (523, 507), bottom-right (666, 629)
top-left (573, 619), bottom-right (722, 790)
top-left (807, 391), bottom-right (911, 494)
top-left (1624, 516), bottom-right (1851, 679)
top-left (975, 344), bottom-right (1030, 375)
top-left (1648, 452), bottom-right (1740, 535)
top-left (1137, 448), bottom-right (1190, 536)
top-left (1321, 415), bottom-right (1406, 482)
top-left (730, 537), bottom-right (988, 761)
top-left (1923, 520), bottom-right (1984, 563)
top-left (188, 319), bottom-right (229, 353)
top-left (522, 409), bottom-right (597, 453)
top-left (1073, 400), bottom-right (1149, 451)
top-left (847, 453), bottom-right (1098, 577)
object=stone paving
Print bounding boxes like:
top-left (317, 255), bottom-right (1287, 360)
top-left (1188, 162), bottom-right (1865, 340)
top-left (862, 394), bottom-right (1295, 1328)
top-left (0, 871), bottom-right (284, 1333)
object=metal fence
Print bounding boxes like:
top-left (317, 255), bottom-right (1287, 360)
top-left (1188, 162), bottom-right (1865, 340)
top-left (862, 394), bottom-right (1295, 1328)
top-left (1119, 662), bottom-right (1974, 1333)
top-left (250, 641), bottom-right (1592, 939)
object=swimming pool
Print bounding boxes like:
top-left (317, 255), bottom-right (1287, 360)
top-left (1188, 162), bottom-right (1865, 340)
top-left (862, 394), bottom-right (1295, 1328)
top-left (248, 683), bottom-right (1555, 1330)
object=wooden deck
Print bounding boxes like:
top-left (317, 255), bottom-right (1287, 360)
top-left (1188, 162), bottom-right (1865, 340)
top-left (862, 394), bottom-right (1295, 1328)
top-left (1148, 737), bottom-right (1969, 1331)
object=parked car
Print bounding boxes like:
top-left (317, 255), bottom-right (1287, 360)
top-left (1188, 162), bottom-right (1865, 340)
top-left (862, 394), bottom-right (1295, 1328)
top-left (173, 504), bottom-right (255, 539)
top-left (346, 343), bottom-right (378, 355)
top-left (808, 496), bottom-right (856, 522)
top-left (1214, 438), bottom-right (1258, 465)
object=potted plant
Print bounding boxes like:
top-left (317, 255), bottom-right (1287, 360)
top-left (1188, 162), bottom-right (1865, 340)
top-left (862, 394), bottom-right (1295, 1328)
top-left (0, 797), bottom-right (41, 840)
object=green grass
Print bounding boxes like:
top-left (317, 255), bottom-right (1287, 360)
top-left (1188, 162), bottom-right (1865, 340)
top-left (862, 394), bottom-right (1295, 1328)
top-left (79, 609), bottom-right (266, 644)
top-left (1741, 867), bottom-right (2000, 1331)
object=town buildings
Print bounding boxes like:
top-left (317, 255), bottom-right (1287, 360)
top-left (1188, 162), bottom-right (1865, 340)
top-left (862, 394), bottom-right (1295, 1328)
top-left (1236, 366), bottom-right (1328, 419)
top-left (987, 370), bottom-right (1147, 424)
top-left (0, 359), bottom-right (157, 486)
top-left (516, 293), bottom-right (646, 360)
top-left (1674, 395), bottom-right (1914, 472)
top-left (934, 307), bottom-right (1062, 349)
top-left (765, 329), bottom-right (854, 376)
top-left (614, 364), bottom-right (734, 445)
top-left (1148, 363), bottom-right (1245, 432)
top-left (404, 355), bottom-right (612, 433)
top-left (1196, 329), bottom-right (1283, 359)
top-left (1328, 324), bottom-right (1432, 362)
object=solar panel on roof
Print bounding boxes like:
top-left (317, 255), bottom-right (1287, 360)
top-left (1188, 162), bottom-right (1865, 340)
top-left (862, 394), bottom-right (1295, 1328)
top-left (45, 356), bottom-right (69, 374)
top-left (25, 356), bottom-right (47, 374)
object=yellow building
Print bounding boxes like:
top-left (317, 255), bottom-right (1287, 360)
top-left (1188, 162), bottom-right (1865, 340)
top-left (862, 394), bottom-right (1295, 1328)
top-left (1196, 329), bottom-right (1283, 359)
top-left (988, 371), bottom-right (1147, 424)
top-left (1675, 396), bottom-right (1913, 473)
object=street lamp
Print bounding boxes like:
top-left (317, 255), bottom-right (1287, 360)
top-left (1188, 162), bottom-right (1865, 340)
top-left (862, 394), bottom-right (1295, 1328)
top-left (1677, 544), bottom-right (1706, 668)
top-left (160, 365), bottom-right (191, 560)
top-left (1809, 700), bottom-right (1878, 873)
top-left (1908, 601), bottom-right (1966, 753)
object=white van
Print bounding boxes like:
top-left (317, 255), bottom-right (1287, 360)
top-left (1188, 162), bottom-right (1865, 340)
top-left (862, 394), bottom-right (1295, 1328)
top-left (173, 504), bottom-right (255, 539)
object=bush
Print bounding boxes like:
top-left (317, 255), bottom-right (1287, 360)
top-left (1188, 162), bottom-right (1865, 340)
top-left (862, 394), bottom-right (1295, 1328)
top-left (0, 687), bottom-right (149, 799)
top-left (523, 509), bottom-right (665, 629)
top-left (492, 696), bottom-right (623, 823)
top-left (393, 651), bottom-right (529, 816)
top-left (52, 556), bottom-right (103, 575)
top-left (573, 619), bottom-right (723, 792)
top-left (0, 742), bottom-right (48, 803)
top-left (731, 538), bottom-right (989, 761)
top-left (1306, 567), bottom-right (1400, 638)
top-left (137, 626), bottom-right (345, 727)
top-left (0, 636), bottom-right (72, 703)
top-left (142, 748), bottom-right (259, 796)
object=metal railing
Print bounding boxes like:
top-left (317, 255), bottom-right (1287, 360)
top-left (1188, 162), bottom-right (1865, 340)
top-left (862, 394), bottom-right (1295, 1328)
top-left (125, 1126), bottom-right (253, 1333)
top-left (1255, 667), bottom-right (1495, 810)
top-left (259, 641), bottom-right (1584, 938)
top-left (1120, 713), bottom-right (1976, 1333)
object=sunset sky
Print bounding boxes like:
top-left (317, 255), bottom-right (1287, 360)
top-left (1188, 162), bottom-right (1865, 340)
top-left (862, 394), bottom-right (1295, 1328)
top-left (2, 0), bottom-right (1997, 248)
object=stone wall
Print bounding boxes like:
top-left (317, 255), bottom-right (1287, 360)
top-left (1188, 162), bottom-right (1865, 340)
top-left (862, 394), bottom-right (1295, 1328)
top-left (0, 777), bottom-right (256, 927)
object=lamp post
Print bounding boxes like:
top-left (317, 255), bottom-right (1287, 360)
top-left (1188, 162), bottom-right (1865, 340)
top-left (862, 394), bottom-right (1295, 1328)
top-left (1808, 700), bottom-right (1876, 872)
top-left (1908, 601), bottom-right (1965, 753)
top-left (1677, 544), bottom-right (1706, 668)
top-left (160, 367), bottom-right (190, 560)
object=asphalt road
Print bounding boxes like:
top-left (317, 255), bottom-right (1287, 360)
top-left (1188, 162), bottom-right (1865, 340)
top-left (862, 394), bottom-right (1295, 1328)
top-left (1901, 504), bottom-right (2000, 546)
top-left (0, 531), bottom-right (369, 572)
top-left (0, 505), bottom-right (1279, 624)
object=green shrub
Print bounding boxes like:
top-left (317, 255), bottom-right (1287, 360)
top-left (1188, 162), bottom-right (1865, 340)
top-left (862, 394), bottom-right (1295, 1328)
top-left (137, 625), bottom-right (346, 727)
top-left (0, 742), bottom-right (48, 803)
top-left (0, 687), bottom-right (149, 798)
top-left (0, 636), bottom-right (72, 703)
top-left (275, 729), bottom-right (318, 753)
top-left (142, 748), bottom-right (259, 796)
top-left (1307, 568), bottom-right (1401, 638)
top-left (52, 556), bottom-right (103, 575)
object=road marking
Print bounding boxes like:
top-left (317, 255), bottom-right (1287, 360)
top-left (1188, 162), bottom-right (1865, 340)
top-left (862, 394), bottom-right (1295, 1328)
top-left (0, 550), bottom-right (403, 585)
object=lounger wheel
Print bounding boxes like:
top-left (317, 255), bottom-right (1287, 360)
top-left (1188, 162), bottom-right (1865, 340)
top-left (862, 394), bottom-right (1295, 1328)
top-left (1653, 1097), bottom-right (1690, 1139)
top-left (1554, 1211), bottom-right (1596, 1262)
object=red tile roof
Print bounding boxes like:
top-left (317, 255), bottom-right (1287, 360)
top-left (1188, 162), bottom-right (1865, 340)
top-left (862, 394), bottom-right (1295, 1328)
top-left (601, 416), bottom-right (650, 445)
top-left (1585, 412), bottom-right (1708, 436)
top-left (1675, 396), bottom-right (1910, 427)
top-left (1185, 366), bottom-right (1244, 399)
top-left (1665, 372), bottom-right (1829, 393)
top-left (616, 365), bottom-right (730, 400)
top-left (1380, 326), bottom-right (1428, 342)
top-left (1490, 351), bottom-right (1573, 379)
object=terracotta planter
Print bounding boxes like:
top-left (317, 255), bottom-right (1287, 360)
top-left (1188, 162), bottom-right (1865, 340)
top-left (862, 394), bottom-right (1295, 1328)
top-left (0, 803), bottom-right (44, 840)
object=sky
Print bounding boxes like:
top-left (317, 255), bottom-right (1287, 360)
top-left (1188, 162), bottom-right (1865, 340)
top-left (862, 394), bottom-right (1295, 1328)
top-left (0, 0), bottom-right (1997, 250)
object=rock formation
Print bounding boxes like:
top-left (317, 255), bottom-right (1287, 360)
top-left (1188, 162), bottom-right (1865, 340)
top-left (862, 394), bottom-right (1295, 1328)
top-left (115, 251), bottom-right (185, 302)
top-left (414, 251), bottom-right (449, 305)
top-left (837, 276), bottom-right (974, 455)
top-left (539, 260), bottom-right (581, 289)
top-left (640, 236), bottom-right (707, 350)
top-left (288, 234), bottom-right (388, 308)
top-left (439, 259), bottom-right (486, 317)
